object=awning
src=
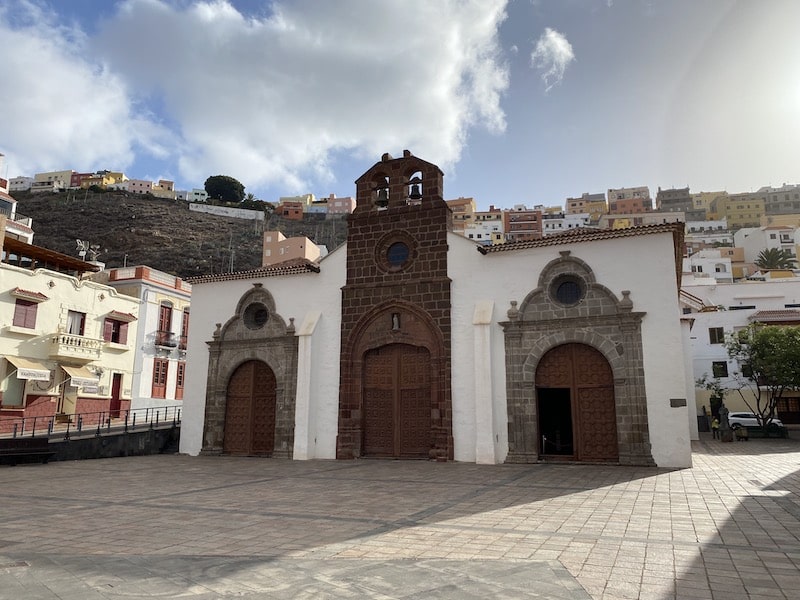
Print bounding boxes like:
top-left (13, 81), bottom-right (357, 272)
top-left (5, 356), bottom-right (51, 381)
top-left (107, 310), bottom-right (137, 322)
top-left (61, 365), bottom-right (99, 387)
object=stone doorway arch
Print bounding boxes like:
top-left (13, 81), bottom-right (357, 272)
top-left (536, 343), bottom-right (618, 462)
top-left (502, 250), bottom-right (655, 466)
top-left (337, 302), bottom-right (451, 460)
top-left (223, 360), bottom-right (277, 456)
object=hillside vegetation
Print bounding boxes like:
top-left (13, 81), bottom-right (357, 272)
top-left (12, 191), bottom-right (348, 280)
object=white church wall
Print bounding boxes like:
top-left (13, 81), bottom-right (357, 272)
top-left (452, 231), bottom-right (691, 468)
top-left (179, 248), bottom-right (345, 457)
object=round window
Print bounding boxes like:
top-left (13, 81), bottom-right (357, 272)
top-left (551, 275), bottom-right (585, 306)
top-left (387, 242), bottom-right (410, 268)
top-left (243, 302), bottom-right (270, 329)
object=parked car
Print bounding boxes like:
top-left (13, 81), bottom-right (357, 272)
top-left (727, 412), bottom-right (784, 429)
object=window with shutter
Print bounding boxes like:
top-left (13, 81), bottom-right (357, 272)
top-left (13, 300), bottom-right (37, 329)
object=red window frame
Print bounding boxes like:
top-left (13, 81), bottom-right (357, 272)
top-left (152, 358), bottom-right (169, 399)
top-left (175, 361), bottom-right (186, 400)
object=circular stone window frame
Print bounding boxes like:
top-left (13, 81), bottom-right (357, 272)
top-left (549, 273), bottom-right (587, 307)
top-left (242, 302), bottom-right (270, 330)
top-left (375, 231), bottom-right (418, 273)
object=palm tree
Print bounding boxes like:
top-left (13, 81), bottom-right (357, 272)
top-left (755, 247), bottom-right (797, 270)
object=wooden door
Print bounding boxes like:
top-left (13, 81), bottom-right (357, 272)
top-left (536, 343), bottom-right (618, 462)
top-left (151, 358), bottom-right (168, 399)
top-left (109, 373), bottom-right (122, 418)
top-left (223, 360), bottom-right (276, 456)
top-left (363, 344), bottom-right (431, 458)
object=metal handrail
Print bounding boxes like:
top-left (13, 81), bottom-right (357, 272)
top-left (0, 405), bottom-right (181, 440)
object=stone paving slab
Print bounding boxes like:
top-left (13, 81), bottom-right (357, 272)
top-left (0, 556), bottom-right (587, 599)
top-left (1, 434), bottom-right (800, 599)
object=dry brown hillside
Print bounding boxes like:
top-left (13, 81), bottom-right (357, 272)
top-left (12, 190), bottom-right (347, 280)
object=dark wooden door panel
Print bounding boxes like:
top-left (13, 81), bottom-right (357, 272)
top-left (363, 344), bottom-right (431, 458)
top-left (224, 361), bottom-right (276, 456)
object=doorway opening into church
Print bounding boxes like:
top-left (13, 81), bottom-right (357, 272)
top-left (537, 388), bottom-right (574, 457)
top-left (535, 343), bottom-right (619, 462)
top-left (223, 360), bottom-right (276, 456)
top-left (362, 343), bottom-right (431, 458)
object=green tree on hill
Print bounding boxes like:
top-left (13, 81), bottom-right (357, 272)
top-left (204, 175), bottom-right (245, 202)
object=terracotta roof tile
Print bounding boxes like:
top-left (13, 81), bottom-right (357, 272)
top-left (749, 310), bottom-right (800, 323)
top-left (476, 223), bottom-right (683, 254)
top-left (187, 257), bottom-right (320, 284)
top-left (11, 287), bottom-right (49, 302)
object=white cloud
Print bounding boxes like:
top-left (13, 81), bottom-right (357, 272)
top-left (0, 0), bottom-right (510, 194)
top-left (530, 27), bottom-right (575, 92)
top-left (0, 1), bottom-right (164, 176)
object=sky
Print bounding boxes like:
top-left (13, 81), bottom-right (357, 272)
top-left (1, 0), bottom-right (799, 211)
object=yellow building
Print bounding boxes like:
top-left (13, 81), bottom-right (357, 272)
top-left (692, 191), bottom-right (727, 216)
top-left (711, 193), bottom-right (764, 229)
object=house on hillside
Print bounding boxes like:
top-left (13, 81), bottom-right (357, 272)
top-left (181, 151), bottom-right (692, 468)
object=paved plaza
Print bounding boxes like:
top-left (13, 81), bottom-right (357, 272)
top-left (2, 435), bottom-right (800, 599)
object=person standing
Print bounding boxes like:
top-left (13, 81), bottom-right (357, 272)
top-left (711, 417), bottom-right (720, 439)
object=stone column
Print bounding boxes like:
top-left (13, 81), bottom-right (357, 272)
top-left (473, 301), bottom-right (496, 464)
top-left (293, 311), bottom-right (320, 459)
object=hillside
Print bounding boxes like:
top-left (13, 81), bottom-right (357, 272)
top-left (11, 191), bottom-right (348, 280)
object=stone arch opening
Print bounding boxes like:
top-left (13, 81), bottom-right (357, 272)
top-left (502, 251), bottom-right (654, 466)
top-left (337, 301), bottom-right (451, 460)
top-left (201, 284), bottom-right (298, 458)
top-left (535, 343), bottom-right (618, 462)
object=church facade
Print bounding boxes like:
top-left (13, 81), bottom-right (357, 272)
top-left (180, 151), bottom-right (692, 468)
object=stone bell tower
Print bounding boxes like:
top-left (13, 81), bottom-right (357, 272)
top-left (336, 150), bottom-right (453, 460)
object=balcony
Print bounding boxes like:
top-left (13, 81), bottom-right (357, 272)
top-left (49, 333), bottom-right (102, 362)
top-left (155, 330), bottom-right (178, 348)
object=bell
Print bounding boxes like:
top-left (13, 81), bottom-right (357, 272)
top-left (376, 188), bottom-right (389, 208)
top-left (408, 184), bottom-right (422, 200)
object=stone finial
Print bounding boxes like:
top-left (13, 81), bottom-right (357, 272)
top-left (287, 317), bottom-right (296, 334)
top-left (213, 323), bottom-right (222, 339)
top-left (507, 300), bottom-right (519, 321)
top-left (381, 152), bottom-right (393, 162)
top-left (619, 290), bottom-right (633, 312)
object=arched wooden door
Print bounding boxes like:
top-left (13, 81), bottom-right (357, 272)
top-left (223, 360), bottom-right (276, 456)
top-left (536, 343), bottom-right (618, 462)
top-left (362, 344), bottom-right (431, 458)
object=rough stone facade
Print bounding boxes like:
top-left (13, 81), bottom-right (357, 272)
top-left (201, 283), bottom-right (298, 457)
top-left (501, 250), bottom-right (655, 466)
top-left (337, 151), bottom-right (453, 460)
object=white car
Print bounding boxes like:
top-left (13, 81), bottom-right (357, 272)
top-left (727, 412), bottom-right (784, 429)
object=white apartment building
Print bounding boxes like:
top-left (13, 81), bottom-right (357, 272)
top-left (9, 177), bottom-right (33, 192)
top-left (682, 279), bottom-right (800, 423)
top-left (1, 221), bottom-right (140, 431)
top-left (542, 212), bottom-right (590, 235)
top-left (682, 250), bottom-right (733, 284)
top-left (101, 266), bottom-right (191, 411)
top-left (734, 225), bottom-right (800, 264)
